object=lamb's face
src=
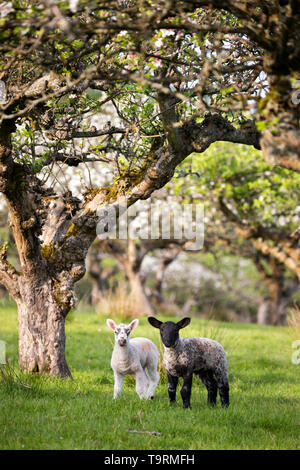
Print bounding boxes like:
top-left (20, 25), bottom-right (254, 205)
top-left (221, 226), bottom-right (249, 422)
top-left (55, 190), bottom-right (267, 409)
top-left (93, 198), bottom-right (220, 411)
top-left (160, 322), bottom-right (180, 348)
top-left (114, 324), bottom-right (131, 347)
top-left (148, 317), bottom-right (191, 348)
top-left (106, 318), bottom-right (139, 347)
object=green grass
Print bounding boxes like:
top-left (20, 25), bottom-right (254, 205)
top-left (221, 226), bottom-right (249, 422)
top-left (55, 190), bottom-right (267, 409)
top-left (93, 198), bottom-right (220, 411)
top-left (0, 300), bottom-right (299, 450)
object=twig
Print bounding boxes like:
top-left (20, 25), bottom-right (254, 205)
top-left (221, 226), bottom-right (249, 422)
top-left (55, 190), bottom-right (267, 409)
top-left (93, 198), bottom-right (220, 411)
top-left (126, 429), bottom-right (161, 437)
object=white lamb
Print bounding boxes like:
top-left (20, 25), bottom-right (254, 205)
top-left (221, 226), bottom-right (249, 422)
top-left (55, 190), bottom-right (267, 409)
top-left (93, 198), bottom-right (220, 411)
top-left (106, 318), bottom-right (160, 400)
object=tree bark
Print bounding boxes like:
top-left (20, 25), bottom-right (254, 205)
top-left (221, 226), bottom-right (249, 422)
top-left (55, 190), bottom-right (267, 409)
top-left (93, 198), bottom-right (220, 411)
top-left (17, 277), bottom-right (72, 378)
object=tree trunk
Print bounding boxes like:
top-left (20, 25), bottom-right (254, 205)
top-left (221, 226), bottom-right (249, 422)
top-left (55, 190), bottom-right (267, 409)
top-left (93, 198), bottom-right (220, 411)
top-left (268, 279), bottom-right (283, 326)
top-left (125, 267), bottom-right (155, 317)
top-left (86, 248), bottom-right (118, 308)
top-left (257, 279), bottom-right (297, 326)
top-left (90, 278), bottom-right (104, 306)
top-left (17, 278), bottom-right (72, 378)
top-left (257, 297), bottom-right (272, 325)
top-left (0, 122), bottom-right (73, 378)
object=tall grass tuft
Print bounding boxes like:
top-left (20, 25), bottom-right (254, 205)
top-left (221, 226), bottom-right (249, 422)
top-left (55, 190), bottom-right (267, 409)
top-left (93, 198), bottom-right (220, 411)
top-left (0, 361), bottom-right (32, 393)
top-left (96, 283), bottom-right (136, 321)
top-left (288, 305), bottom-right (300, 337)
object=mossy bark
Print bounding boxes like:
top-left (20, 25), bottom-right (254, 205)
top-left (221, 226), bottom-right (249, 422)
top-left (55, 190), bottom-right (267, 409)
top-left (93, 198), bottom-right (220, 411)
top-left (17, 277), bottom-right (72, 378)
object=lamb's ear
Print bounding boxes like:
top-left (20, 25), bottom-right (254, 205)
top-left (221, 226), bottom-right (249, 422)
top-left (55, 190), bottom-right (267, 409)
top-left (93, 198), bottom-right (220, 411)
top-left (177, 317), bottom-right (191, 329)
top-left (129, 319), bottom-right (139, 331)
top-left (106, 319), bottom-right (116, 331)
top-left (148, 317), bottom-right (163, 329)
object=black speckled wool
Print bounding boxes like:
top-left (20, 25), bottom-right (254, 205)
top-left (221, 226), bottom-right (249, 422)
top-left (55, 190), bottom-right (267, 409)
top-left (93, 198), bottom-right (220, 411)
top-left (148, 317), bottom-right (229, 409)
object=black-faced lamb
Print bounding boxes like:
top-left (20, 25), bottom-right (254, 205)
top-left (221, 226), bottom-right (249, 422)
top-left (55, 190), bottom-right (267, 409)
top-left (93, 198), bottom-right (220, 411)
top-left (148, 316), bottom-right (229, 409)
top-left (107, 318), bottom-right (160, 399)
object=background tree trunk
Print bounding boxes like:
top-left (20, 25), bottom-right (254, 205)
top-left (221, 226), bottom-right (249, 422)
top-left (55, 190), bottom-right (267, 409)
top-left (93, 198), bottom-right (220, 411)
top-left (257, 297), bottom-right (272, 325)
top-left (86, 247), bottom-right (119, 307)
top-left (257, 274), bottom-right (298, 326)
top-left (125, 266), bottom-right (155, 316)
top-left (90, 279), bottom-right (105, 307)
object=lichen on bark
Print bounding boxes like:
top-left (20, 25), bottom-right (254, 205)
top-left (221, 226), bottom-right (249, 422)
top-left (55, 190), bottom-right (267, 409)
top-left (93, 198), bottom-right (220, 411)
top-left (41, 242), bottom-right (55, 260)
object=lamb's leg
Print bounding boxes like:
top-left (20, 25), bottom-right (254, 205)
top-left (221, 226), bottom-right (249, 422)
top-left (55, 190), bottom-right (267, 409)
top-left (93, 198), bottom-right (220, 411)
top-left (113, 372), bottom-right (124, 399)
top-left (219, 382), bottom-right (229, 407)
top-left (180, 374), bottom-right (193, 409)
top-left (167, 373), bottom-right (178, 404)
top-left (215, 369), bottom-right (230, 407)
top-left (135, 369), bottom-right (148, 399)
top-left (199, 371), bottom-right (218, 406)
top-left (143, 369), bottom-right (151, 397)
top-left (146, 366), bottom-right (160, 399)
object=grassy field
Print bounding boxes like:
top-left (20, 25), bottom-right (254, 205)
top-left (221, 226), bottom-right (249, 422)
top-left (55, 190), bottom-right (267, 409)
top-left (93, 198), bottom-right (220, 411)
top-left (0, 300), bottom-right (299, 450)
